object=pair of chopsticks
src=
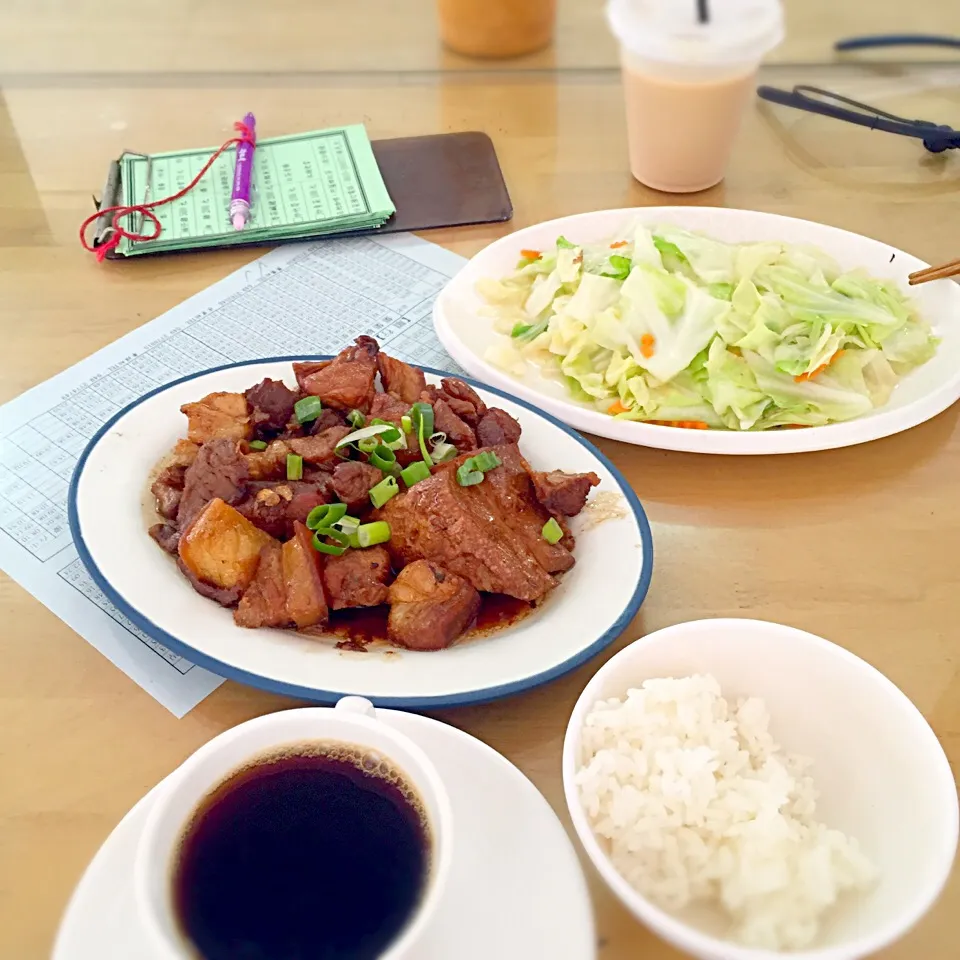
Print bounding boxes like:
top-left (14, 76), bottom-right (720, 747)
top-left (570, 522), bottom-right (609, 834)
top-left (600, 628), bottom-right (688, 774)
top-left (909, 258), bottom-right (960, 286)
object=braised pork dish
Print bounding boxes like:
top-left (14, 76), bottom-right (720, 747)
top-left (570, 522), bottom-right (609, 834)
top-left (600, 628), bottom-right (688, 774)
top-left (148, 337), bottom-right (600, 651)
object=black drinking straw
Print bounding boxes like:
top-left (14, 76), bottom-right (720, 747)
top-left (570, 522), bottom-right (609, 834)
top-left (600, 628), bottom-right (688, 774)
top-left (697, 0), bottom-right (709, 23)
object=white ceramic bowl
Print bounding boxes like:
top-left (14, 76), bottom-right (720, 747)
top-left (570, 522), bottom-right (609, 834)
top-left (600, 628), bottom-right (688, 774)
top-left (562, 618), bottom-right (959, 960)
top-left (434, 207), bottom-right (960, 455)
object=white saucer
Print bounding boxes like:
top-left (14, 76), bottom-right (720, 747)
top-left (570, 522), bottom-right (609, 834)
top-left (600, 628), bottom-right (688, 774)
top-left (53, 710), bottom-right (597, 960)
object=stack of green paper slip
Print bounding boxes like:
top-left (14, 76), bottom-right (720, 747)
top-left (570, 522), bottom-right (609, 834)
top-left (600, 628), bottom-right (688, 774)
top-left (118, 124), bottom-right (395, 256)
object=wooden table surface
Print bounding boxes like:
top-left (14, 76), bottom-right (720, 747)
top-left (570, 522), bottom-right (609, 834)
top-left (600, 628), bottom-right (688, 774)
top-left (1, 2), bottom-right (959, 958)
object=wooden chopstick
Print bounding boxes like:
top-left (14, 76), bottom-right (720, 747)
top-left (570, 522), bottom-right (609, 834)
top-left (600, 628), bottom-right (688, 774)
top-left (908, 257), bottom-right (960, 286)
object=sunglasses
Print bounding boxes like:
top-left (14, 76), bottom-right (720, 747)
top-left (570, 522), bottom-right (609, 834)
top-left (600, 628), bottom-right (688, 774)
top-left (757, 34), bottom-right (960, 154)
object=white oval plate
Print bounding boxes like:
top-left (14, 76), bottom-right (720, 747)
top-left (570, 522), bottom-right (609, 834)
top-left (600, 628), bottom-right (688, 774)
top-left (69, 359), bottom-right (652, 708)
top-left (434, 207), bottom-right (960, 455)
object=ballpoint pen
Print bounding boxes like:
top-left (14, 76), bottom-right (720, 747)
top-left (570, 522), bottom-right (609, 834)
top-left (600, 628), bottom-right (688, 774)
top-left (230, 112), bottom-right (257, 231)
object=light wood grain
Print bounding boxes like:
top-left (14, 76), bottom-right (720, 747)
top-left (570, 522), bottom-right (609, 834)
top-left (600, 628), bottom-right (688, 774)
top-left (1, 29), bottom-right (959, 960)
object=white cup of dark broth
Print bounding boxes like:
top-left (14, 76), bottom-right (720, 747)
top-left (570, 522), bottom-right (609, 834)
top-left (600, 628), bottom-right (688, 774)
top-left (135, 698), bottom-right (453, 960)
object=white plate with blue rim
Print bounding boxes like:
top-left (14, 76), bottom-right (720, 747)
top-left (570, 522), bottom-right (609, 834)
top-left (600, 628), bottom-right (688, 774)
top-left (433, 206), bottom-right (960, 455)
top-left (68, 359), bottom-right (652, 707)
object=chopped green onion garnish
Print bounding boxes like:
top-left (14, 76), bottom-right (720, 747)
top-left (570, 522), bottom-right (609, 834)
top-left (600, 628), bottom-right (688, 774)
top-left (357, 521), bottom-right (391, 548)
top-left (336, 423), bottom-right (406, 451)
top-left (294, 395), bottom-right (323, 424)
top-left (347, 409), bottom-right (365, 428)
top-left (306, 505), bottom-right (327, 530)
top-left (306, 502), bottom-right (347, 531)
top-left (471, 450), bottom-right (502, 473)
top-left (418, 420), bottom-right (432, 467)
top-left (401, 415), bottom-right (412, 434)
top-left (326, 504), bottom-right (348, 525)
top-left (410, 402), bottom-right (434, 468)
top-left (556, 235), bottom-right (576, 250)
top-left (431, 441), bottom-right (458, 463)
top-left (368, 419), bottom-right (402, 444)
top-left (456, 462), bottom-right (484, 486)
top-left (286, 454), bottom-right (303, 481)
top-left (333, 515), bottom-right (360, 536)
top-left (542, 517), bottom-right (563, 545)
top-left (354, 427), bottom-right (404, 452)
top-left (324, 527), bottom-right (350, 546)
top-left (409, 402), bottom-right (434, 439)
top-left (378, 427), bottom-right (407, 452)
top-left (400, 460), bottom-right (431, 487)
top-left (455, 450), bottom-right (502, 487)
top-left (249, 440), bottom-right (268, 451)
top-left (311, 531), bottom-right (347, 556)
top-left (369, 444), bottom-right (398, 474)
top-left (369, 475), bottom-right (399, 509)
top-left (429, 431), bottom-right (447, 444)
top-left (347, 532), bottom-right (361, 549)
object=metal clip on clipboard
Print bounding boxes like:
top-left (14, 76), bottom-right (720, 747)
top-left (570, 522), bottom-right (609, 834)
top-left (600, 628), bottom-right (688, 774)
top-left (92, 151), bottom-right (152, 249)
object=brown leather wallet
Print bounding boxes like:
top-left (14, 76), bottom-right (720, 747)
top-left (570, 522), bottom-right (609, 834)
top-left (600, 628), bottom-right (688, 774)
top-left (371, 131), bottom-right (513, 233)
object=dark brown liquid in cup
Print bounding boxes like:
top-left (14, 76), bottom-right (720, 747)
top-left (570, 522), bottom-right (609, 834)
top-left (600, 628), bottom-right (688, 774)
top-left (173, 746), bottom-right (430, 960)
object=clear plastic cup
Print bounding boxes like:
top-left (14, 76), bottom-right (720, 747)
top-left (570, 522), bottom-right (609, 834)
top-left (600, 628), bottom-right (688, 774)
top-left (607, 0), bottom-right (784, 193)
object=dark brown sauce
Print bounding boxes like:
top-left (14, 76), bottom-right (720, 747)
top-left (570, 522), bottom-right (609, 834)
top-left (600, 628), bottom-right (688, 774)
top-left (473, 592), bottom-right (536, 635)
top-left (323, 593), bottom-right (536, 652)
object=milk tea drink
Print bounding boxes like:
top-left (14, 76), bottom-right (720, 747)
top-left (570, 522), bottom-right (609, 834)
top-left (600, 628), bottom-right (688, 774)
top-left (607, 0), bottom-right (784, 193)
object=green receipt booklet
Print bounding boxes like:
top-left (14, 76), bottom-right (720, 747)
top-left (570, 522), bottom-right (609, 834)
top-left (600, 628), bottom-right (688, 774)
top-left (116, 125), bottom-right (395, 257)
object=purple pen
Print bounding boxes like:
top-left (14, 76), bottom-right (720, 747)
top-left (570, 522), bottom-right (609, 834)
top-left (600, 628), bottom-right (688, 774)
top-left (229, 112), bottom-right (256, 230)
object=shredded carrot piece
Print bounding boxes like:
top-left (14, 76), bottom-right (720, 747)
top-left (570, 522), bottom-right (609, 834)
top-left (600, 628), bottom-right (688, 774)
top-left (794, 349), bottom-right (845, 383)
top-left (640, 333), bottom-right (656, 359)
top-left (607, 400), bottom-right (630, 415)
top-left (610, 240), bottom-right (629, 249)
top-left (520, 249), bottom-right (541, 260)
top-left (646, 420), bottom-right (710, 430)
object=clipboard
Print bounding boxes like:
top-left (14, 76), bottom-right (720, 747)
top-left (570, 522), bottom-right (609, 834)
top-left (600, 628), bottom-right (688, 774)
top-left (92, 131), bottom-right (513, 259)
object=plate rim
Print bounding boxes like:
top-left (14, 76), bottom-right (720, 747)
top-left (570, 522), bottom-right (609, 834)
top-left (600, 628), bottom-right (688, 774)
top-left (433, 205), bottom-right (960, 455)
top-left (68, 356), bottom-right (654, 708)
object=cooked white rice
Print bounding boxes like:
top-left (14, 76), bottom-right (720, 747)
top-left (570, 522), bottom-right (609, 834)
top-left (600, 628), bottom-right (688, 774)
top-left (576, 674), bottom-right (877, 950)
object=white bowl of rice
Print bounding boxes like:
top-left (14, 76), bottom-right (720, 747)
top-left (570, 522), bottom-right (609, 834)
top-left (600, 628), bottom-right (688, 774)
top-left (562, 618), bottom-right (958, 959)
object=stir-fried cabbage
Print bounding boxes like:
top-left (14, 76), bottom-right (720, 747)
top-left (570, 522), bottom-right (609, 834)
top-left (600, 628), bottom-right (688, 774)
top-left (478, 224), bottom-right (937, 430)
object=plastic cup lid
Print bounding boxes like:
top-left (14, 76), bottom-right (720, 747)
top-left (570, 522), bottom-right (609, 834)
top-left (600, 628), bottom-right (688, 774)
top-left (607, 0), bottom-right (784, 66)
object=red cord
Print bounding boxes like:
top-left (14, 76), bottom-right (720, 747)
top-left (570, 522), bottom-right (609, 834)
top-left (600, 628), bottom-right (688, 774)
top-left (80, 121), bottom-right (256, 262)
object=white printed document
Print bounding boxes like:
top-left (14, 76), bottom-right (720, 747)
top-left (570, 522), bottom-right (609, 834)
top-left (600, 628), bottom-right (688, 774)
top-left (0, 235), bottom-right (466, 716)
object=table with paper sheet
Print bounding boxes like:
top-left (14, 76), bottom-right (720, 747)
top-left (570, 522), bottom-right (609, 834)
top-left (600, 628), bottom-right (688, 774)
top-left (0, 234), bottom-right (465, 716)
